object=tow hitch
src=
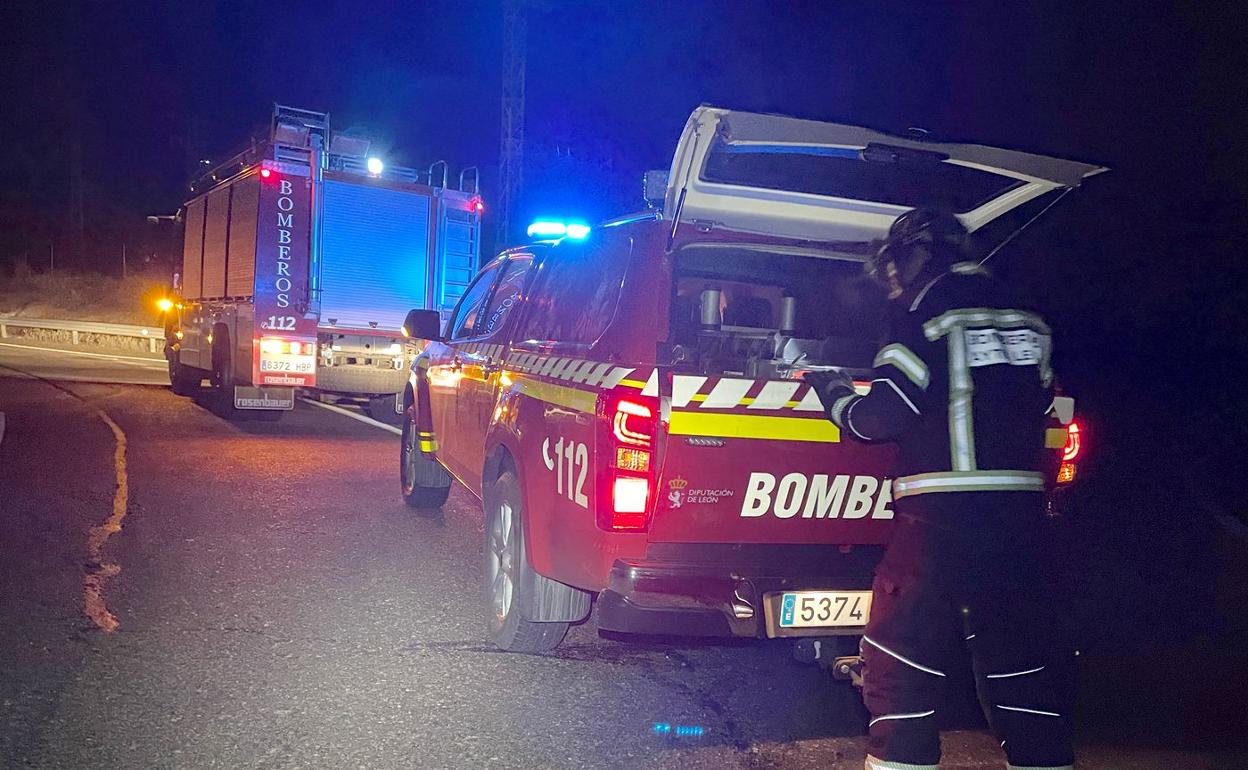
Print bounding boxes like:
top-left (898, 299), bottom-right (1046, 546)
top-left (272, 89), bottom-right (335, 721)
top-left (792, 638), bottom-right (864, 687)
top-left (831, 656), bottom-right (864, 687)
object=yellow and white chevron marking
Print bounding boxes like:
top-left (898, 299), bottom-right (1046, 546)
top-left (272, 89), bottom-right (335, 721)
top-left (456, 349), bottom-right (858, 443)
top-left (503, 351), bottom-right (636, 390)
top-left (646, 373), bottom-right (845, 413)
top-left (458, 342), bottom-right (506, 359)
top-left (481, 350), bottom-right (871, 415)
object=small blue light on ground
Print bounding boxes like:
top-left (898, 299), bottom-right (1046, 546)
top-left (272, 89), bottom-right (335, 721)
top-left (652, 722), bottom-right (704, 738)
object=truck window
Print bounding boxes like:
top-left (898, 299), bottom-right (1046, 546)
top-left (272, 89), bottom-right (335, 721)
top-left (517, 234), bottom-right (630, 347)
top-left (447, 264), bottom-right (501, 341)
top-left (478, 257), bottom-right (532, 337)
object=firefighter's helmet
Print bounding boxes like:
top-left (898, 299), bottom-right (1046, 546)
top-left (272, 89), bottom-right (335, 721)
top-left (867, 208), bottom-right (969, 299)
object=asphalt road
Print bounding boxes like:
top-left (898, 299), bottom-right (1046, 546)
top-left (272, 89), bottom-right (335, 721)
top-left (1, 354), bottom-right (1245, 769)
top-left (0, 339), bottom-right (169, 385)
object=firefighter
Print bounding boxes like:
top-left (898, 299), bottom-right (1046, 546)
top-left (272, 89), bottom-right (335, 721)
top-left (807, 208), bottom-right (1076, 770)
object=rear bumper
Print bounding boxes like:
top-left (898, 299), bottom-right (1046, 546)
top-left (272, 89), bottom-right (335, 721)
top-left (597, 543), bottom-right (884, 639)
top-left (314, 362), bottom-right (406, 396)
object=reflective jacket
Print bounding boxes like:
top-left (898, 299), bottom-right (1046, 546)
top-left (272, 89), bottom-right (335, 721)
top-left (828, 262), bottom-right (1054, 500)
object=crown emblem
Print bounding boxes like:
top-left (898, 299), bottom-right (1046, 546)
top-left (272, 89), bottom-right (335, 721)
top-left (668, 476), bottom-right (689, 490)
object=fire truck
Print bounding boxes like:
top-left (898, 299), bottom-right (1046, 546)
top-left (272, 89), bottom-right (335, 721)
top-left (399, 107), bottom-right (1099, 655)
top-left (163, 105), bottom-right (483, 420)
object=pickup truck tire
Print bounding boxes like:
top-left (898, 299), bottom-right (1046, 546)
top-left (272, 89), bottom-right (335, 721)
top-left (400, 400), bottom-right (452, 509)
top-left (483, 470), bottom-right (569, 653)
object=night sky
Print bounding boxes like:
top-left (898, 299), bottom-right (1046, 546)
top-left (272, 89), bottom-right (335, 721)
top-left (3, 1), bottom-right (1246, 495)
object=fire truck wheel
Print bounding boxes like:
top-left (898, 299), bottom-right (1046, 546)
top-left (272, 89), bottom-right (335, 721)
top-left (366, 394), bottom-right (405, 426)
top-left (400, 400), bottom-right (452, 509)
top-left (210, 331), bottom-right (247, 421)
top-left (168, 360), bottom-right (203, 396)
top-left (483, 470), bottom-right (569, 653)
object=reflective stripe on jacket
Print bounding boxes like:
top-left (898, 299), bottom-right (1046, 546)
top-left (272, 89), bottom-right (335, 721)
top-left (829, 262), bottom-right (1053, 498)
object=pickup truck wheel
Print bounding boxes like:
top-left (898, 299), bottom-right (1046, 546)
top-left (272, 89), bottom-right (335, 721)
top-left (400, 400), bottom-right (451, 509)
top-left (484, 470), bottom-right (568, 653)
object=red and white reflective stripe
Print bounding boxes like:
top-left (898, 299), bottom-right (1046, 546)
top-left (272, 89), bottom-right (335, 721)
top-left (865, 755), bottom-right (939, 770)
top-left (868, 709), bottom-right (936, 728)
top-left (986, 665), bottom-right (1046, 679)
top-left (862, 636), bottom-right (946, 677)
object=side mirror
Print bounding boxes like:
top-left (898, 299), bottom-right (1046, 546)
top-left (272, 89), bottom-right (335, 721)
top-left (643, 169), bottom-right (669, 209)
top-left (402, 309), bottom-right (442, 341)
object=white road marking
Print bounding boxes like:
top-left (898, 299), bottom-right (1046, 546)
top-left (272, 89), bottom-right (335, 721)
top-left (301, 397), bottom-right (402, 435)
top-left (0, 341), bottom-right (166, 366)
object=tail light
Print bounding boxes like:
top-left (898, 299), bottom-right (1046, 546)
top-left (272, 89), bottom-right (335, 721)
top-left (1061, 422), bottom-right (1082, 462)
top-left (596, 390), bottom-right (659, 531)
top-left (259, 338), bottom-right (314, 356)
top-left (1056, 421), bottom-right (1082, 484)
top-left (259, 337), bottom-right (285, 355)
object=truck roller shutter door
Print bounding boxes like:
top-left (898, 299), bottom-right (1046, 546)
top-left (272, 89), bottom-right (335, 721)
top-left (202, 187), bottom-right (231, 299)
top-left (319, 180), bottom-right (432, 331)
top-left (226, 176), bottom-right (259, 297)
top-left (181, 196), bottom-right (206, 299)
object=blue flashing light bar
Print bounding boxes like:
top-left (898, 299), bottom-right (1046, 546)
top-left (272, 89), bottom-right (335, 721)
top-left (527, 220), bottom-right (567, 238)
top-left (527, 220), bottom-right (591, 240)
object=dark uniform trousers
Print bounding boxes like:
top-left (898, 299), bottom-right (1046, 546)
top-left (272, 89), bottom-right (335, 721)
top-left (861, 491), bottom-right (1075, 770)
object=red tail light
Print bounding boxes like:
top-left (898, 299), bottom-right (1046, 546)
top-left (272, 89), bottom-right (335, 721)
top-left (597, 390), bottom-right (659, 531)
top-left (1056, 422), bottom-right (1082, 485)
top-left (613, 399), bottom-right (653, 446)
top-left (1061, 422), bottom-right (1082, 462)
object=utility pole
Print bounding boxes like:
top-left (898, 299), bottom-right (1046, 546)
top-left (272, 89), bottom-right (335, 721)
top-left (50, 242), bottom-right (55, 272)
top-left (122, 243), bottom-right (127, 279)
top-left (498, 0), bottom-right (527, 247)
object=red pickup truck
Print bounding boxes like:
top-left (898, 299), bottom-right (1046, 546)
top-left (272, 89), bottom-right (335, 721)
top-left (398, 107), bottom-right (1098, 652)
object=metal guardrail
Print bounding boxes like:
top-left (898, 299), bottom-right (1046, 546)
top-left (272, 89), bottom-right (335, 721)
top-left (0, 317), bottom-right (165, 353)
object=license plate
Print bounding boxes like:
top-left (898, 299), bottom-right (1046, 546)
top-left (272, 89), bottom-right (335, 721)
top-left (779, 591), bottom-right (871, 628)
top-left (260, 356), bottom-right (314, 373)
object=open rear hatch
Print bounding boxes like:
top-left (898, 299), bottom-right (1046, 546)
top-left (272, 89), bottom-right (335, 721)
top-left (643, 108), bottom-right (1105, 548)
top-left (664, 106), bottom-right (1106, 244)
top-left (646, 244), bottom-right (899, 546)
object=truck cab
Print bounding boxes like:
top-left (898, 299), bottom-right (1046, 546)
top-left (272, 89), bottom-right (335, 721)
top-left (400, 107), bottom-right (1100, 653)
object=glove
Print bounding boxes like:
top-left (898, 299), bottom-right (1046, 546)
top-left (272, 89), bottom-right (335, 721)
top-left (804, 369), bottom-right (856, 411)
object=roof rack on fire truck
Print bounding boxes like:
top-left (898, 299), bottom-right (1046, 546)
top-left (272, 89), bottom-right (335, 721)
top-left (189, 104), bottom-right (475, 195)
